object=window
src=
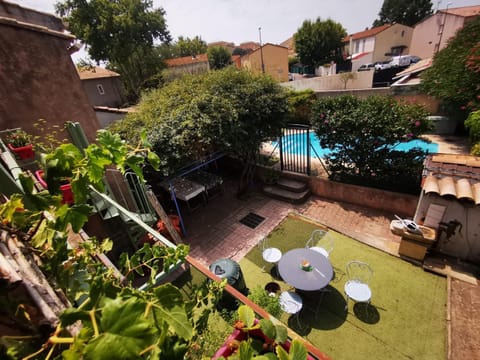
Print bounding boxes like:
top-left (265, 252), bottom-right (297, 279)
top-left (401, 30), bottom-right (405, 37)
top-left (355, 41), bottom-right (360, 53)
top-left (97, 84), bottom-right (105, 95)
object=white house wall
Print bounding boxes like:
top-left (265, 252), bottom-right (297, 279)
top-left (414, 193), bottom-right (480, 262)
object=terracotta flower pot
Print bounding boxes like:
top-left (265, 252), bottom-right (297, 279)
top-left (8, 143), bottom-right (35, 160)
top-left (35, 170), bottom-right (74, 205)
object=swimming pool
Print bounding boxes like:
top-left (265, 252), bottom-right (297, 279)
top-left (274, 132), bottom-right (438, 157)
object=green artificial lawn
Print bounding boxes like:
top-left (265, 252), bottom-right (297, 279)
top-left (239, 213), bottom-right (447, 360)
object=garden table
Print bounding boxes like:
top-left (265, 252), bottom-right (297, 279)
top-left (278, 248), bottom-right (333, 291)
top-left (161, 177), bottom-right (207, 212)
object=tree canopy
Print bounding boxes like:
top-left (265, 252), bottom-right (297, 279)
top-left (294, 18), bottom-right (346, 67)
top-left (169, 36), bottom-right (207, 58)
top-left (55, 0), bottom-right (172, 102)
top-left (311, 95), bottom-right (432, 193)
top-left (373, 0), bottom-right (433, 27)
top-left (109, 67), bottom-right (289, 194)
top-left (207, 46), bottom-right (232, 70)
top-left (421, 15), bottom-right (480, 117)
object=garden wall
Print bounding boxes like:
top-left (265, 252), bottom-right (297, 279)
top-left (282, 171), bottom-right (419, 216)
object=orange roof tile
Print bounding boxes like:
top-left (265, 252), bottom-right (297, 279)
top-left (443, 5), bottom-right (480, 18)
top-left (422, 154), bottom-right (480, 205)
top-left (165, 53), bottom-right (209, 67)
top-left (344, 24), bottom-right (391, 42)
top-left (77, 66), bottom-right (120, 80)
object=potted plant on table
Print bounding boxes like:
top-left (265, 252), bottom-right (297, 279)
top-left (5, 129), bottom-right (35, 160)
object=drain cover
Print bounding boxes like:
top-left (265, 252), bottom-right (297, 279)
top-left (239, 212), bottom-right (265, 229)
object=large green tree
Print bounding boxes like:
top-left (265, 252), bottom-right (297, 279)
top-left (421, 16), bottom-right (480, 119)
top-left (207, 46), bottom-right (232, 70)
top-left (55, 0), bottom-right (172, 102)
top-left (294, 18), bottom-right (346, 67)
top-left (170, 36), bottom-right (207, 58)
top-left (373, 0), bottom-right (433, 27)
top-left (109, 68), bottom-right (289, 195)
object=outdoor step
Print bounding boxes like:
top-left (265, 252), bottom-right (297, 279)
top-left (276, 177), bottom-right (309, 193)
top-left (262, 184), bottom-right (311, 204)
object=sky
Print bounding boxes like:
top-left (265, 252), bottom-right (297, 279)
top-left (12, 0), bottom-right (480, 62)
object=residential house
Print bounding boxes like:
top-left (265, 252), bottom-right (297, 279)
top-left (0, 1), bottom-right (100, 142)
top-left (241, 43), bottom-right (289, 82)
top-left (280, 36), bottom-right (296, 57)
top-left (410, 5), bottom-right (480, 60)
top-left (165, 53), bottom-right (210, 76)
top-left (208, 41), bottom-right (235, 53)
top-left (77, 66), bottom-right (125, 108)
top-left (344, 24), bottom-right (413, 72)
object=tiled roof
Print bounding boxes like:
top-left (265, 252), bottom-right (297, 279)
top-left (165, 53), bottom-right (209, 67)
top-left (77, 67), bottom-right (120, 80)
top-left (442, 5), bottom-right (480, 18)
top-left (422, 154), bottom-right (480, 205)
top-left (343, 24), bottom-right (391, 42)
top-left (238, 41), bottom-right (260, 50)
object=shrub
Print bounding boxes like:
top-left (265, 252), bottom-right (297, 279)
top-left (311, 95), bottom-right (432, 193)
top-left (465, 110), bottom-right (480, 143)
top-left (247, 286), bottom-right (282, 318)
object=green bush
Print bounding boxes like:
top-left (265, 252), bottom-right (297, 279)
top-left (465, 110), bottom-right (480, 143)
top-left (311, 95), bottom-right (432, 193)
top-left (247, 286), bottom-right (282, 318)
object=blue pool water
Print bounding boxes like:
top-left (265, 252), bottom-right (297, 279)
top-left (274, 132), bottom-right (438, 157)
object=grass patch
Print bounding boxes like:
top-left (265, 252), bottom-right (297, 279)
top-left (239, 213), bottom-right (447, 360)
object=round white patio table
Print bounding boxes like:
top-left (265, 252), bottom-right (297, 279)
top-left (278, 248), bottom-right (333, 291)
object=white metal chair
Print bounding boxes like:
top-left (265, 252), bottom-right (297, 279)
top-left (344, 261), bottom-right (373, 312)
top-left (306, 229), bottom-right (333, 258)
top-left (279, 291), bottom-right (303, 329)
top-left (260, 237), bottom-right (282, 273)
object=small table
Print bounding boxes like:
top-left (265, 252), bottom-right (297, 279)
top-left (161, 177), bottom-right (207, 212)
top-left (278, 248), bottom-right (333, 291)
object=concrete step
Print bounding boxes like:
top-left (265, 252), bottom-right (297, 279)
top-left (262, 184), bottom-right (311, 204)
top-left (276, 177), bottom-right (309, 193)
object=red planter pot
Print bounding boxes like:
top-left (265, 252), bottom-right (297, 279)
top-left (212, 324), bottom-right (315, 359)
top-left (8, 143), bottom-right (35, 160)
top-left (35, 170), bottom-right (74, 205)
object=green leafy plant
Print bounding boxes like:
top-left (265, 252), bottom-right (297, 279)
top-left (247, 286), bottom-right (282, 318)
top-left (0, 128), bottom-right (231, 359)
top-left (32, 118), bottom-right (68, 153)
top-left (221, 305), bottom-right (308, 359)
top-left (311, 95), bottom-right (432, 193)
top-left (5, 129), bottom-right (32, 148)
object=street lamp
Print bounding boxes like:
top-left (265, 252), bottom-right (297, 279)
top-left (258, 27), bottom-right (265, 73)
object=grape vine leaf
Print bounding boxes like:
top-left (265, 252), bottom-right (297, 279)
top-left (153, 284), bottom-right (193, 340)
top-left (83, 297), bottom-right (156, 359)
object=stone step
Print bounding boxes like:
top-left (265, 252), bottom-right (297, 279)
top-left (262, 184), bottom-right (311, 204)
top-left (276, 177), bottom-right (309, 193)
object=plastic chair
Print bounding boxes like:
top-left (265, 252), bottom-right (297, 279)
top-left (344, 261), bottom-right (373, 312)
top-left (260, 238), bottom-right (282, 273)
top-left (306, 229), bottom-right (333, 258)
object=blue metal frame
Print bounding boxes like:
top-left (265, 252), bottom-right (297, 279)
top-left (164, 152), bottom-right (225, 236)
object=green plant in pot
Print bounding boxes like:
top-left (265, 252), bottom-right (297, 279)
top-left (215, 305), bottom-right (308, 359)
top-left (5, 129), bottom-right (35, 160)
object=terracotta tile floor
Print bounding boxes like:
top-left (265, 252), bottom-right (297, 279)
top-left (181, 177), bottom-right (400, 267)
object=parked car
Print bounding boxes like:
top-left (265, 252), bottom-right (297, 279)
top-left (357, 63), bottom-right (375, 71)
top-left (374, 61), bottom-right (392, 71)
top-left (389, 55), bottom-right (421, 67)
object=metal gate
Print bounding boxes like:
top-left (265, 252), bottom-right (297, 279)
top-left (279, 124), bottom-right (311, 175)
